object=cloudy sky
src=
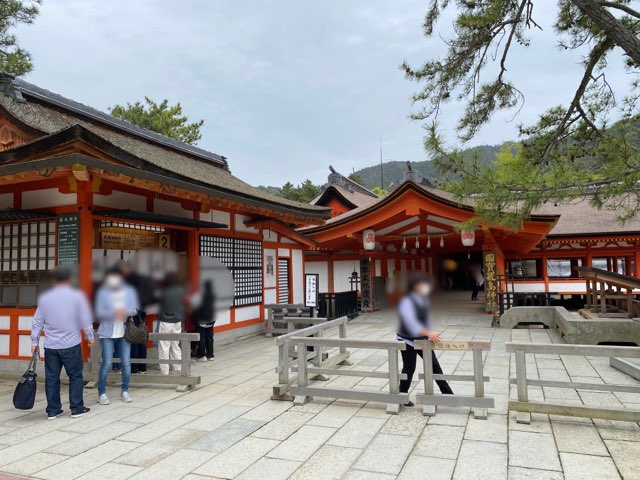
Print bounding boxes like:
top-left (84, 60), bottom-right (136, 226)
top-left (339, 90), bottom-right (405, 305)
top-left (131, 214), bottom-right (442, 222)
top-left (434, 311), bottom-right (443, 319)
top-left (15, 1), bottom-right (628, 187)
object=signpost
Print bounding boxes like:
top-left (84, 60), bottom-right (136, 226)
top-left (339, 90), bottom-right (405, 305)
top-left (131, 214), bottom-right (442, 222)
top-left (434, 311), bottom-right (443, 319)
top-left (57, 213), bottom-right (80, 283)
top-left (305, 273), bottom-right (319, 309)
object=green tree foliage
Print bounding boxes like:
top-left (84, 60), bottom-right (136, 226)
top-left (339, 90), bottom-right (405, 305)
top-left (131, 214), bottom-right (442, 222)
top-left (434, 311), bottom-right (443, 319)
top-left (371, 186), bottom-right (389, 196)
top-left (403, 0), bottom-right (640, 229)
top-left (110, 97), bottom-right (204, 145)
top-left (347, 172), bottom-right (366, 186)
top-left (0, 0), bottom-right (40, 76)
top-left (280, 179), bottom-right (321, 203)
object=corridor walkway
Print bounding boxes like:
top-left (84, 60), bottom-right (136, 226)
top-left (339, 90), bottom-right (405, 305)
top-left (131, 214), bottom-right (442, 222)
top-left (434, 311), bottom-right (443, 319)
top-left (0, 292), bottom-right (639, 479)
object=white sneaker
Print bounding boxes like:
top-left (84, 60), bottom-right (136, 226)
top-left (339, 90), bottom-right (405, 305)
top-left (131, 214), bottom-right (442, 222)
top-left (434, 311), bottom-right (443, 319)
top-left (197, 357), bottom-right (207, 362)
top-left (98, 393), bottom-right (110, 405)
top-left (121, 391), bottom-right (133, 403)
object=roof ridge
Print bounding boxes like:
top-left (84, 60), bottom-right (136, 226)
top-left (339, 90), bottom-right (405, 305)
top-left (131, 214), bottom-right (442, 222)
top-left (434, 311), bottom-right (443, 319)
top-left (1, 72), bottom-right (229, 169)
top-left (327, 165), bottom-right (378, 198)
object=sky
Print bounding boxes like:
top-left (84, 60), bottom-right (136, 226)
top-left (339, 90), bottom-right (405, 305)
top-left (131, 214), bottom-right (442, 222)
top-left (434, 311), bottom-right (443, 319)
top-left (14, 0), bottom-right (630, 187)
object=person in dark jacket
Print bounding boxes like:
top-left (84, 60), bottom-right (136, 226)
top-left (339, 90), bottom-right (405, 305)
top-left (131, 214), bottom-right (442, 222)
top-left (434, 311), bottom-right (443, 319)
top-left (192, 280), bottom-right (216, 361)
top-left (119, 262), bottom-right (155, 374)
top-left (157, 272), bottom-right (184, 375)
top-left (397, 273), bottom-right (453, 406)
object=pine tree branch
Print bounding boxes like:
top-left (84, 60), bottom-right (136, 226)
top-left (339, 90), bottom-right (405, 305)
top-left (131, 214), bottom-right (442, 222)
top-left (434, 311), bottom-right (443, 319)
top-left (599, 1), bottom-right (640, 19)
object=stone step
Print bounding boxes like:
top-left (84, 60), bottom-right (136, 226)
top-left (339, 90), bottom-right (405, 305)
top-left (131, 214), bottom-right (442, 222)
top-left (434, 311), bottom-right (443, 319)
top-left (610, 357), bottom-right (640, 381)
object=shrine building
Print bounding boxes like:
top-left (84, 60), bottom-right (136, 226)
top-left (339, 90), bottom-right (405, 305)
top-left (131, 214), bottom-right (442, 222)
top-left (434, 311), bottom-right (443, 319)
top-left (303, 166), bottom-right (640, 313)
top-left (0, 73), bottom-right (330, 367)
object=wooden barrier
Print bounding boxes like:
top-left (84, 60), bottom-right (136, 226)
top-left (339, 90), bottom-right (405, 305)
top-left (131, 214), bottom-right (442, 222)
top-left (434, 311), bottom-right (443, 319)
top-left (85, 332), bottom-right (201, 392)
top-left (272, 316), bottom-right (350, 401)
top-left (288, 336), bottom-right (409, 414)
top-left (415, 340), bottom-right (494, 419)
top-left (506, 342), bottom-right (640, 424)
top-left (265, 304), bottom-right (312, 336)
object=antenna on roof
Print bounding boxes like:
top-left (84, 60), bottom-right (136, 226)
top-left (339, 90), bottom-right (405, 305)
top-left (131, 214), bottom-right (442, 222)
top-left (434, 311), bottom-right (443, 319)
top-left (379, 134), bottom-right (384, 189)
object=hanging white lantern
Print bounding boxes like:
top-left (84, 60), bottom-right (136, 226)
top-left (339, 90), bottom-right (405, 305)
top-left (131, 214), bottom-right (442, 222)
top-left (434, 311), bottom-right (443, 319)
top-left (461, 230), bottom-right (475, 247)
top-left (401, 238), bottom-right (407, 251)
top-left (415, 236), bottom-right (420, 249)
top-left (363, 229), bottom-right (376, 251)
top-left (440, 236), bottom-right (444, 248)
top-left (426, 237), bottom-right (431, 249)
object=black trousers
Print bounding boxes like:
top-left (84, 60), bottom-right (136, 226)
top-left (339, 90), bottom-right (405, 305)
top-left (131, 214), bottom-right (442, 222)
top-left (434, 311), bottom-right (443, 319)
top-left (196, 324), bottom-right (214, 358)
top-left (471, 284), bottom-right (480, 300)
top-left (399, 344), bottom-right (453, 394)
top-left (130, 343), bottom-right (147, 373)
top-left (44, 344), bottom-right (84, 414)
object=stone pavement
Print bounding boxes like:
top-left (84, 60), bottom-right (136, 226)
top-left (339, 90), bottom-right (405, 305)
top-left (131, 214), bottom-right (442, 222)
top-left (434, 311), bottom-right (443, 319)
top-left (1, 292), bottom-right (639, 480)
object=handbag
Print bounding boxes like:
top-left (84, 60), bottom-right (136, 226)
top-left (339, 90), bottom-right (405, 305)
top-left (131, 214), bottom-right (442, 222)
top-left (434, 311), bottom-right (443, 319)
top-left (13, 352), bottom-right (38, 410)
top-left (124, 310), bottom-right (149, 345)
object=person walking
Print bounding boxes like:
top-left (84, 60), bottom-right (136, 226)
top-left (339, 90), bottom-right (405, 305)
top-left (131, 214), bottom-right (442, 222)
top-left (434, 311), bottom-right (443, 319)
top-left (157, 273), bottom-right (185, 375)
top-left (30, 268), bottom-right (93, 419)
top-left (397, 273), bottom-right (453, 406)
top-left (470, 263), bottom-right (484, 301)
top-left (95, 268), bottom-right (139, 405)
top-left (192, 280), bottom-right (216, 362)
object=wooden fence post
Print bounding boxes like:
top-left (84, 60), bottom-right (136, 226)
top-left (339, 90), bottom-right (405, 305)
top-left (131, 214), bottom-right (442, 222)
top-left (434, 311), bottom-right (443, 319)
top-left (472, 347), bottom-right (487, 419)
top-left (422, 342), bottom-right (436, 416)
top-left (387, 346), bottom-right (401, 414)
top-left (515, 349), bottom-right (531, 424)
top-left (293, 343), bottom-right (311, 405)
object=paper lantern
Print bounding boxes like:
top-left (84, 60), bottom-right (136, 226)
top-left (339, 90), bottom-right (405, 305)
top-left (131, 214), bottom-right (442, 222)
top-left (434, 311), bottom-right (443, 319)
top-left (363, 229), bottom-right (376, 251)
top-left (461, 230), bottom-right (475, 247)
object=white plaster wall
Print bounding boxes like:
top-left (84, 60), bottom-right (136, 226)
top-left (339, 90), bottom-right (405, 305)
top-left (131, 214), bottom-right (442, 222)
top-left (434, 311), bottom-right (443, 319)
top-left (549, 282), bottom-right (587, 293)
top-left (0, 334), bottom-right (9, 355)
top-left (94, 191), bottom-right (146, 210)
top-left (0, 193), bottom-right (13, 209)
top-left (235, 305), bottom-right (261, 322)
top-left (216, 309), bottom-right (231, 327)
top-left (263, 229), bottom-right (278, 242)
top-left (18, 316), bottom-right (31, 330)
top-left (278, 248), bottom-right (290, 257)
top-left (291, 249), bottom-right (304, 304)
top-left (154, 198), bottom-right (192, 218)
top-left (280, 237), bottom-right (296, 244)
top-left (305, 261), bottom-right (328, 292)
top-left (334, 260), bottom-right (359, 292)
top-left (511, 282), bottom-right (546, 293)
top-left (374, 260), bottom-right (381, 277)
top-left (387, 259), bottom-right (395, 278)
top-left (0, 315), bottom-right (10, 330)
top-left (20, 335), bottom-right (42, 357)
top-left (400, 260), bottom-right (407, 272)
top-left (22, 189), bottom-right (74, 209)
top-left (234, 214), bottom-right (258, 233)
top-left (199, 210), bottom-right (231, 229)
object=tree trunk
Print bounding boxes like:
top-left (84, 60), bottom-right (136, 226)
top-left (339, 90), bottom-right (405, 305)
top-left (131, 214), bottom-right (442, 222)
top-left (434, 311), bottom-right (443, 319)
top-left (570, 0), bottom-right (640, 65)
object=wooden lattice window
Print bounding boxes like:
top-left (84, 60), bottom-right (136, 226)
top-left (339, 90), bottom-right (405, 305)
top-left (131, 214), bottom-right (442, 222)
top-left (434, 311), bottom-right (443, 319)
top-left (0, 220), bottom-right (56, 306)
top-left (199, 235), bottom-right (262, 306)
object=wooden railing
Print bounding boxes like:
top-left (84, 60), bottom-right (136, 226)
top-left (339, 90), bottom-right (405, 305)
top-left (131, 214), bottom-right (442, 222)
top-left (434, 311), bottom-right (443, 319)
top-left (264, 303), bottom-right (312, 336)
top-left (85, 332), bottom-right (201, 392)
top-left (499, 291), bottom-right (553, 315)
top-left (289, 336), bottom-right (409, 414)
top-left (318, 291), bottom-right (358, 319)
top-left (578, 266), bottom-right (640, 318)
top-left (272, 316), bottom-right (351, 401)
top-left (506, 342), bottom-right (640, 423)
top-left (415, 340), bottom-right (494, 419)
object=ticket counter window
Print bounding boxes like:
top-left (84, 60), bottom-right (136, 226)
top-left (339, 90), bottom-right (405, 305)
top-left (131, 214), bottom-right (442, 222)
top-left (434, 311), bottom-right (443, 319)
top-left (0, 220), bottom-right (56, 307)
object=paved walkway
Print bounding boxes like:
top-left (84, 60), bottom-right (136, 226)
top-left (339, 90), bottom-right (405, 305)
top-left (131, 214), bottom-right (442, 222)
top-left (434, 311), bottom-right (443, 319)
top-left (1, 292), bottom-right (639, 479)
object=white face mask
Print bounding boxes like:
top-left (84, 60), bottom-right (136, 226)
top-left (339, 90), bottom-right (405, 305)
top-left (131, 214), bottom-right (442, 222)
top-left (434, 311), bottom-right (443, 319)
top-left (105, 274), bottom-right (123, 289)
top-left (416, 283), bottom-right (432, 297)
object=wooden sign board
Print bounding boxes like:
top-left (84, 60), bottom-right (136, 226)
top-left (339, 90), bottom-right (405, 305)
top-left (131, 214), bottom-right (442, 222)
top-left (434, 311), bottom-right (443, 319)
top-left (416, 340), bottom-right (492, 351)
top-left (57, 213), bottom-right (79, 265)
top-left (305, 273), bottom-right (319, 308)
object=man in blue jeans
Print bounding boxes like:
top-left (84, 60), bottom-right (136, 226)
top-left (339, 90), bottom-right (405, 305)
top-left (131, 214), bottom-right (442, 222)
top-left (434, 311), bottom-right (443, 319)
top-left (31, 268), bottom-right (94, 419)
